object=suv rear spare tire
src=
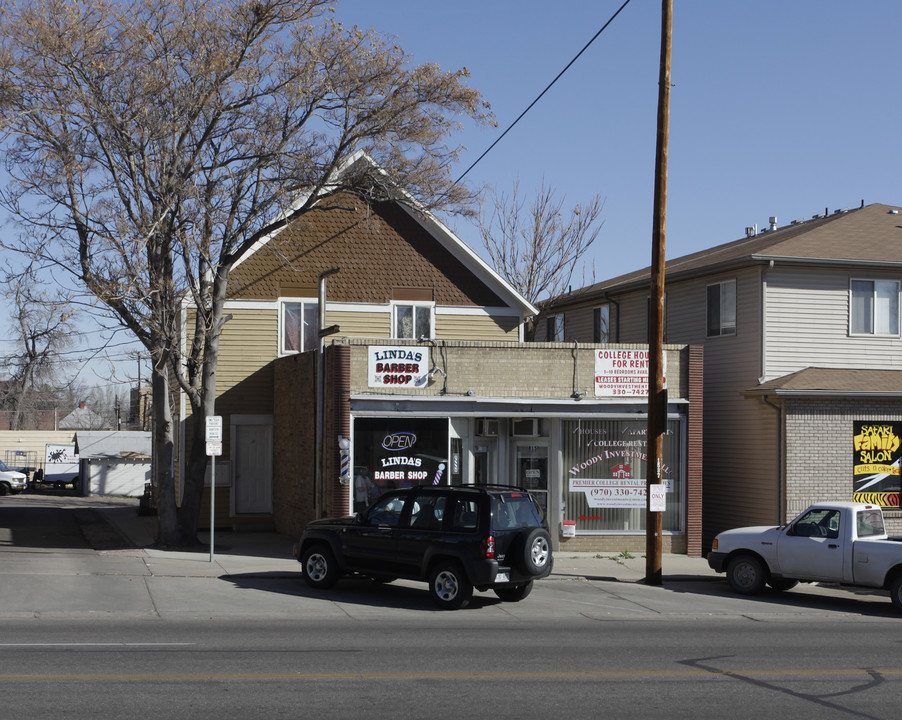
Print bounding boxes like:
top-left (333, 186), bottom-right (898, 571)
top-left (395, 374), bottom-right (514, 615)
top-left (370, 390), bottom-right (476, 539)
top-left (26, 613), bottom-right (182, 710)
top-left (520, 528), bottom-right (552, 576)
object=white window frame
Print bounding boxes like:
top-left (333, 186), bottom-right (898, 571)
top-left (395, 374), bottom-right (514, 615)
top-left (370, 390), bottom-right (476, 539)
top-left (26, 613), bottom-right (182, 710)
top-left (706, 279), bottom-right (736, 337)
top-left (392, 301), bottom-right (434, 340)
top-left (280, 299), bottom-right (319, 355)
top-left (850, 278), bottom-right (900, 336)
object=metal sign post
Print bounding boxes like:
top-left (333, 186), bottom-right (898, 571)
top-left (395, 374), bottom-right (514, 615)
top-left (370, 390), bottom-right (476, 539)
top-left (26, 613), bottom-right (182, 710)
top-left (205, 416), bottom-right (223, 563)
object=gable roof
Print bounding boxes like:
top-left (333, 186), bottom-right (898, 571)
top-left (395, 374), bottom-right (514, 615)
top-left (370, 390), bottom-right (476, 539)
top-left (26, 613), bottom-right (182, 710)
top-left (746, 367), bottom-right (902, 398)
top-left (59, 405), bottom-right (109, 431)
top-left (230, 151), bottom-right (537, 315)
top-left (554, 202), bottom-right (902, 305)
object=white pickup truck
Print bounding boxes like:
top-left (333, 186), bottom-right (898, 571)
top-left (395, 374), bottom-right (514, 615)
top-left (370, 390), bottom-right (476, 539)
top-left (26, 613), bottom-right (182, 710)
top-left (707, 502), bottom-right (902, 613)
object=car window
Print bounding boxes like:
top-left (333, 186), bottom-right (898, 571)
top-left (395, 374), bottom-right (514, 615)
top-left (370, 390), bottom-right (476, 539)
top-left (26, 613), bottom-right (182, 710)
top-left (404, 493), bottom-right (444, 531)
top-left (365, 493), bottom-right (407, 527)
top-left (492, 494), bottom-right (544, 531)
top-left (857, 509), bottom-right (885, 538)
top-left (792, 508), bottom-right (840, 539)
top-left (449, 499), bottom-right (479, 532)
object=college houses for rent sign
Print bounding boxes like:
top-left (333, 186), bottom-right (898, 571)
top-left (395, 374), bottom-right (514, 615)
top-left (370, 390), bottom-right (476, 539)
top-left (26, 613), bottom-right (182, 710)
top-left (368, 346), bottom-right (429, 388)
top-left (594, 349), bottom-right (666, 397)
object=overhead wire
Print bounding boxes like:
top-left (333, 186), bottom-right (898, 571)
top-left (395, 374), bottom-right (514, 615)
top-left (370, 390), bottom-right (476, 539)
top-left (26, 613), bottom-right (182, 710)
top-left (453, 0), bottom-right (634, 186)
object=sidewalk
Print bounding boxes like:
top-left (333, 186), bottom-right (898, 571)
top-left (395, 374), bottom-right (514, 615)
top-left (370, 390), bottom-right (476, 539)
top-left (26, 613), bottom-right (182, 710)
top-left (93, 496), bottom-right (717, 583)
top-left (4, 495), bottom-right (897, 620)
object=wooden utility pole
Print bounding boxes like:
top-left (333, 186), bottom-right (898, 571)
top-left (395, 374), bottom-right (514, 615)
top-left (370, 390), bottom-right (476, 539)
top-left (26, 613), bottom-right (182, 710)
top-left (646, 0), bottom-right (672, 585)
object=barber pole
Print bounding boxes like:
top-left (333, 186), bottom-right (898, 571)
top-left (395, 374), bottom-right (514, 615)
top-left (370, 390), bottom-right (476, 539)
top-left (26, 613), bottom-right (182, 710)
top-left (433, 463), bottom-right (445, 485)
top-left (340, 451), bottom-right (350, 483)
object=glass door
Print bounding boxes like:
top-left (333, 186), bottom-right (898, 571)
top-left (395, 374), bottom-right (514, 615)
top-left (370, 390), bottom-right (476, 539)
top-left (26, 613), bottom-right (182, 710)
top-left (473, 437), bottom-right (498, 485)
top-left (513, 442), bottom-right (548, 515)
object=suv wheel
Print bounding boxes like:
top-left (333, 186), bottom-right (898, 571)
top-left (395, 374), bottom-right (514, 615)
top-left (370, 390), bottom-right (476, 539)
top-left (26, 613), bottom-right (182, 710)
top-left (493, 580), bottom-right (533, 602)
top-left (429, 561), bottom-right (473, 610)
top-left (520, 528), bottom-right (552, 575)
top-left (302, 544), bottom-right (340, 589)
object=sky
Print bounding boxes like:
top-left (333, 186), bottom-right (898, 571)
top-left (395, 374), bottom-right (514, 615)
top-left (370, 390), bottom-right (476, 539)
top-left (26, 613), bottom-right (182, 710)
top-left (2, 0), bottom-right (901, 386)
top-left (333, 0), bottom-right (902, 283)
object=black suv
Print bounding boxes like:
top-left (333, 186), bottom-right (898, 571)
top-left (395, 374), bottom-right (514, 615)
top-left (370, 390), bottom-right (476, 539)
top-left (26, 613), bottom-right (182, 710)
top-left (293, 484), bottom-right (553, 609)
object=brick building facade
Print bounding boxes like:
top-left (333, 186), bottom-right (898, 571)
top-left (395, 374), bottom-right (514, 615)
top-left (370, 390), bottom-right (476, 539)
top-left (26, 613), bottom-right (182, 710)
top-left (272, 339), bottom-right (704, 556)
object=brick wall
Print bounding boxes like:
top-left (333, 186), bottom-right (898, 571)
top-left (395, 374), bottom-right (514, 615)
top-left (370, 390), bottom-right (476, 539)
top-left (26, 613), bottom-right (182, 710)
top-left (273, 339), bottom-right (704, 554)
top-left (273, 352), bottom-right (317, 539)
top-left (784, 397), bottom-right (902, 534)
top-left (343, 339), bottom-right (690, 400)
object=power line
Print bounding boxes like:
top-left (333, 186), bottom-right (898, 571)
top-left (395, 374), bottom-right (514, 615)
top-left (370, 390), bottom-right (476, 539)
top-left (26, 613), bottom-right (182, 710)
top-left (454, 0), bottom-right (634, 186)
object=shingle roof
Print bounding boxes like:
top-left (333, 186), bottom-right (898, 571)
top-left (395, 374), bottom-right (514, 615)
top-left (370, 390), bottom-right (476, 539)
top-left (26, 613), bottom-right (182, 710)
top-left (228, 194), bottom-right (508, 307)
top-left (746, 367), bottom-right (902, 397)
top-left (557, 202), bottom-right (902, 305)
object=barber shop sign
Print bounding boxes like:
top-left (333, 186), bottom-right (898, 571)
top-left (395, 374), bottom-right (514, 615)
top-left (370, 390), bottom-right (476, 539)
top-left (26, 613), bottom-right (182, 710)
top-left (368, 346), bottom-right (430, 388)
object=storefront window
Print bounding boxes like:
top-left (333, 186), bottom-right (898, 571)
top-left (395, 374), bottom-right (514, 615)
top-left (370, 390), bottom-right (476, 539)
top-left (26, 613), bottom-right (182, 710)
top-left (562, 418), bottom-right (683, 533)
top-left (353, 418), bottom-right (449, 506)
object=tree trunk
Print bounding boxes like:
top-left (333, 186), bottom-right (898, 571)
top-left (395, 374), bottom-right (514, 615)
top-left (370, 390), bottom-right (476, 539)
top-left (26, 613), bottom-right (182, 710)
top-left (152, 366), bottom-right (188, 546)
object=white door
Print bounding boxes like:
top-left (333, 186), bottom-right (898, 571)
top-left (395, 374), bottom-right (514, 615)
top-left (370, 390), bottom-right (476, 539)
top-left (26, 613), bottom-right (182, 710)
top-left (234, 423), bottom-right (273, 514)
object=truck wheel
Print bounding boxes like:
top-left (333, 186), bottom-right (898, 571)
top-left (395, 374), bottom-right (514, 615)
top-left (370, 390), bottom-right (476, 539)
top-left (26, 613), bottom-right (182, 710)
top-left (890, 575), bottom-right (902, 614)
top-left (301, 544), bottom-right (340, 589)
top-left (429, 561), bottom-right (473, 610)
top-left (726, 554), bottom-right (767, 595)
top-left (0, 483), bottom-right (9, 497)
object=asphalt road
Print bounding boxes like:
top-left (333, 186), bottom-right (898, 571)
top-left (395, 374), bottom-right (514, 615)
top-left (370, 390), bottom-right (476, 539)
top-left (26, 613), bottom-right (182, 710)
top-left (3, 496), bottom-right (902, 718)
top-left (2, 617), bottom-right (902, 719)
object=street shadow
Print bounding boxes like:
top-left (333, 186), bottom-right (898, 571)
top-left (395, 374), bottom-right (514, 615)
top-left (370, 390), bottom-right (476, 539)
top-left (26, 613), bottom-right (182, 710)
top-left (663, 575), bottom-right (900, 619)
top-left (220, 572), bottom-right (506, 611)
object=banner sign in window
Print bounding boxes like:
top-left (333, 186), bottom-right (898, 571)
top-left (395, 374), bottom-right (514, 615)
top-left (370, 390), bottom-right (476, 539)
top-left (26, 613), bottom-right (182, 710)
top-left (852, 421), bottom-right (901, 508)
top-left (594, 349), bottom-right (666, 397)
top-left (569, 477), bottom-right (674, 508)
top-left (368, 346), bottom-right (429, 388)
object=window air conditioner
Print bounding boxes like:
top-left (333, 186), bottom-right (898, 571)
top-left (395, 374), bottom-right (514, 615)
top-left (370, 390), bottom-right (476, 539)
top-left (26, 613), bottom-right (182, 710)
top-left (476, 419), bottom-right (499, 437)
top-left (512, 418), bottom-right (540, 437)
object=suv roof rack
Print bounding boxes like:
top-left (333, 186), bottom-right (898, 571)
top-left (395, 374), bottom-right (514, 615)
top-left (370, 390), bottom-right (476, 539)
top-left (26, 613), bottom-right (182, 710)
top-left (409, 483), bottom-right (531, 493)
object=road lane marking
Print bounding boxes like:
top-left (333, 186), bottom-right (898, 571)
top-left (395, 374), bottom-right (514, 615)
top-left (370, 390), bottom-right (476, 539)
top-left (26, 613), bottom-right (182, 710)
top-left (0, 643), bottom-right (195, 647)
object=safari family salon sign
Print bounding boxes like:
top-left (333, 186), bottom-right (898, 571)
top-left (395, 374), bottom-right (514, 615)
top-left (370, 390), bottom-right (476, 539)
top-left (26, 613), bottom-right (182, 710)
top-left (368, 346), bottom-right (430, 388)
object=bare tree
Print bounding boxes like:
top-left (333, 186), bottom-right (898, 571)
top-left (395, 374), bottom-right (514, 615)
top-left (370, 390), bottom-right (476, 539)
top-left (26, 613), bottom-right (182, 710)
top-left (0, 0), bottom-right (491, 545)
top-left (477, 179), bottom-right (604, 334)
top-left (0, 266), bottom-right (75, 429)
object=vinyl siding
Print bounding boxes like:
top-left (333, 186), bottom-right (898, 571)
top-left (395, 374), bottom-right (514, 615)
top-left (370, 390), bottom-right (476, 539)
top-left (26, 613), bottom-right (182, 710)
top-left (435, 312), bottom-right (520, 340)
top-left (185, 307), bottom-right (278, 417)
top-left (665, 269), bottom-right (777, 537)
top-left (328, 309), bottom-right (391, 339)
top-left (765, 267), bottom-right (902, 378)
top-left (563, 305), bottom-right (593, 341)
top-left (614, 291), bottom-right (648, 343)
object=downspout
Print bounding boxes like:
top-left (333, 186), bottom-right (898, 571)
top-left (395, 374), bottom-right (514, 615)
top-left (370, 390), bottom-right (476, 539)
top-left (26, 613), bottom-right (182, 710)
top-left (760, 261), bottom-right (784, 523)
top-left (762, 394), bottom-right (784, 524)
top-left (316, 268), bottom-right (339, 518)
